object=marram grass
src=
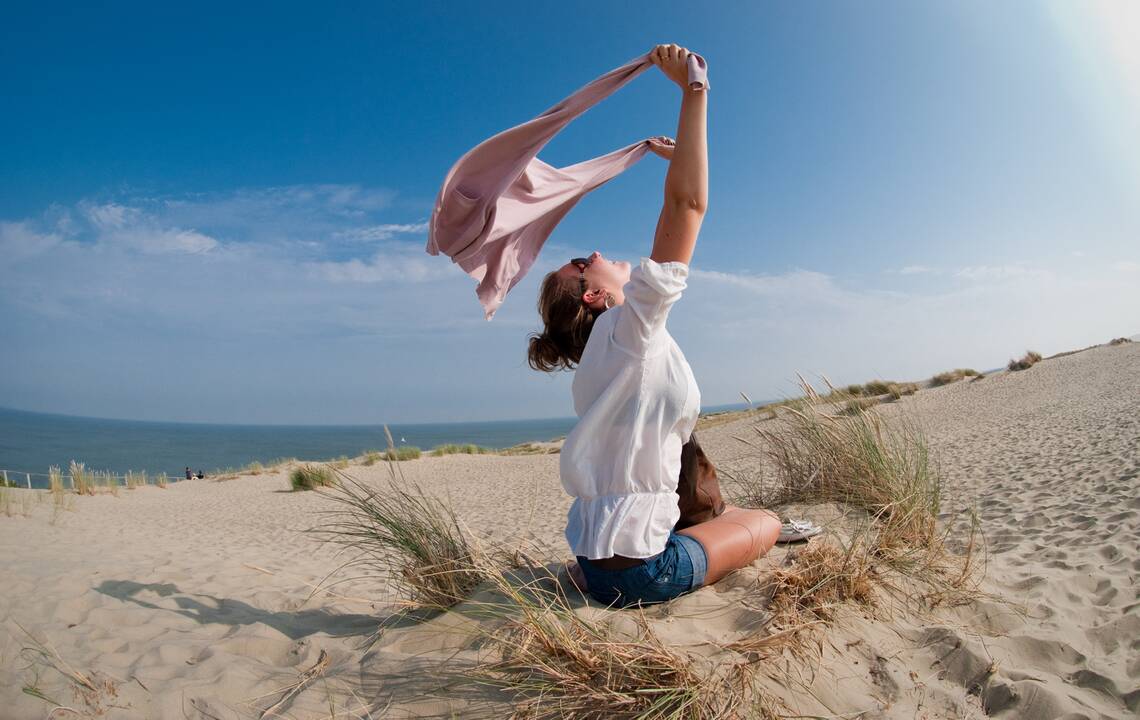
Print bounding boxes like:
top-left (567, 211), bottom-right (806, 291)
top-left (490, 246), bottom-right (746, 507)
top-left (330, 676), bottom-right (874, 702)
top-left (735, 376), bottom-right (982, 607)
top-left (313, 469), bottom-right (481, 609)
top-left (290, 465), bottom-right (336, 491)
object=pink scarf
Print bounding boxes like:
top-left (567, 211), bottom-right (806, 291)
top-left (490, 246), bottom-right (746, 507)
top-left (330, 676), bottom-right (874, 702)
top-left (426, 51), bottom-right (710, 319)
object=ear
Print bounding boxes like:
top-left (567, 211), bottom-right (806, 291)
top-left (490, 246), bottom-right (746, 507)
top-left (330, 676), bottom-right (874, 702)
top-left (583, 287), bottom-right (606, 308)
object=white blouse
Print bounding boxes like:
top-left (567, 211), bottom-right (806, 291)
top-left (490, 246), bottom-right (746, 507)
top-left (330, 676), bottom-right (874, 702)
top-left (560, 256), bottom-right (701, 560)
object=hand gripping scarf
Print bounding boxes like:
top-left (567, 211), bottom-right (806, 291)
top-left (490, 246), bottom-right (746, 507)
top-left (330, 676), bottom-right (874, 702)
top-left (426, 51), bottom-right (709, 320)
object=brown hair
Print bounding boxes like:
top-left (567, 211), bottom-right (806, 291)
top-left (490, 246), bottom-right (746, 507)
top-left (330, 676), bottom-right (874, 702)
top-left (526, 269), bottom-right (608, 372)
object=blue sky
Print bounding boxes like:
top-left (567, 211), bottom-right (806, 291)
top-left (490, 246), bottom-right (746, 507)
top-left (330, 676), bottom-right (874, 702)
top-left (2, 1), bottom-right (1137, 424)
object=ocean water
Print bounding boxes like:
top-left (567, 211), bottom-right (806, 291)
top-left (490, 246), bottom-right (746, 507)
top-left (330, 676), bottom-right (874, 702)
top-left (0, 401), bottom-right (752, 489)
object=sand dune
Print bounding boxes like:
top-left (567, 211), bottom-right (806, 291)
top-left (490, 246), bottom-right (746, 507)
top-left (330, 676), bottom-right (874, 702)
top-left (1, 341), bottom-right (1136, 718)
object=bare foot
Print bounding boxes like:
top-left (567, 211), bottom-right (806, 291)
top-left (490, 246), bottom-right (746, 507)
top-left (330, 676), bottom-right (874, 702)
top-left (563, 561), bottom-right (589, 594)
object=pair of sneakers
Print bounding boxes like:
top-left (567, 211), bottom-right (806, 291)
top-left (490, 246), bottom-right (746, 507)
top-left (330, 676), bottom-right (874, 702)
top-left (777, 518), bottom-right (823, 543)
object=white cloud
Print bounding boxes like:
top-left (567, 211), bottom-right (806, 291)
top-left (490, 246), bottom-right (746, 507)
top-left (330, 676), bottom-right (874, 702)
top-left (0, 221), bottom-right (65, 264)
top-left (691, 268), bottom-right (838, 298)
top-left (678, 260), bottom-right (1140, 406)
top-left (81, 202), bottom-right (141, 230)
top-left (954, 264), bottom-right (1051, 281)
top-left (898, 265), bottom-right (933, 275)
top-left (333, 222), bottom-right (430, 242)
top-left (310, 248), bottom-right (454, 284)
top-left (5, 188), bottom-right (1137, 424)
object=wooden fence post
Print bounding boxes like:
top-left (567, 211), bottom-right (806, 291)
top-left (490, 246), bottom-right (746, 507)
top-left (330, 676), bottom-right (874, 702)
top-left (27, 473), bottom-right (32, 490)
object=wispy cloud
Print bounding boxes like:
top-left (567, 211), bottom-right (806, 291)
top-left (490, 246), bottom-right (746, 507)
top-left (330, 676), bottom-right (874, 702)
top-left (333, 222), bottom-right (430, 242)
top-left (898, 265), bottom-right (933, 275)
top-left (954, 264), bottom-right (1051, 281)
top-left (2, 189), bottom-right (1138, 424)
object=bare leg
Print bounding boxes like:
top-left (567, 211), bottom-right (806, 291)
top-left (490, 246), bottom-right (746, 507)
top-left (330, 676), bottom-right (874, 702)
top-left (677, 506), bottom-right (780, 585)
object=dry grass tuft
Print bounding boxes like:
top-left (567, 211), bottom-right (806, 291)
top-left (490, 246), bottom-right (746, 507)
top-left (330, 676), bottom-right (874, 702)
top-left (156, 472), bottom-right (168, 489)
top-left (255, 649), bottom-right (331, 719)
top-left (69, 460), bottom-right (94, 496)
top-left (290, 465), bottom-right (336, 491)
top-left (460, 552), bottom-right (774, 719)
top-left (430, 443), bottom-right (494, 456)
top-left (862, 380), bottom-right (892, 396)
top-left (17, 623), bottom-right (121, 715)
top-left (930, 368), bottom-right (979, 386)
top-left (887, 382), bottom-right (919, 399)
top-left (383, 446), bottom-right (421, 461)
top-left (1109, 336), bottom-right (1132, 345)
top-left (768, 539), bottom-right (877, 624)
top-left (840, 396), bottom-right (878, 416)
top-left (1007, 350), bottom-right (1042, 371)
top-left (98, 470), bottom-right (120, 497)
top-left (497, 442), bottom-right (561, 456)
top-left (313, 427), bottom-right (481, 609)
top-left (742, 376), bottom-right (982, 607)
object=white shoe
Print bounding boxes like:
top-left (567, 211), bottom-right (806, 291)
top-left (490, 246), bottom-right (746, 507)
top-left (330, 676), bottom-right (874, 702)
top-left (777, 519), bottom-right (823, 543)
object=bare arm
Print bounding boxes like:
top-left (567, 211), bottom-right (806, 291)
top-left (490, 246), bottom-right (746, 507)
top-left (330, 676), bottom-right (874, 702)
top-left (649, 45), bottom-right (708, 265)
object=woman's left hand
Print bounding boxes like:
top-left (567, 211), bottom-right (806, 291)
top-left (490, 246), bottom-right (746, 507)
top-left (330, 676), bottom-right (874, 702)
top-left (647, 136), bottom-right (675, 160)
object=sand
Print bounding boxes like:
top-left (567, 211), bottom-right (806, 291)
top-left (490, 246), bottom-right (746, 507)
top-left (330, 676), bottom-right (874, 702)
top-left (1, 341), bottom-right (1136, 718)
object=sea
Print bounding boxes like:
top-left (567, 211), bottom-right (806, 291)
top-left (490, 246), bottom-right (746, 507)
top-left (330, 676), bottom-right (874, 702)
top-left (0, 401), bottom-right (753, 489)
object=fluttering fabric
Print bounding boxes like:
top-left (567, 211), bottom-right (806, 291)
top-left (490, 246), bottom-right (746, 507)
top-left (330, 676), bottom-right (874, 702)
top-left (425, 51), bottom-right (710, 319)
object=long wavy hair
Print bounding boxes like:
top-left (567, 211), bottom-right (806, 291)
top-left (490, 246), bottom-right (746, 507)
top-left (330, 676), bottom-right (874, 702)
top-left (526, 270), bottom-right (610, 372)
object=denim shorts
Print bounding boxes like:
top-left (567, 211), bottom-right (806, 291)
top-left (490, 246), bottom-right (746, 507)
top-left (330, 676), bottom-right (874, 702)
top-left (577, 532), bottom-right (708, 608)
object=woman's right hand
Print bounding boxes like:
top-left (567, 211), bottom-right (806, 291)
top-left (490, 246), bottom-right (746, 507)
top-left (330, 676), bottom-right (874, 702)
top-left (649, 43), bottom-right (694, 89)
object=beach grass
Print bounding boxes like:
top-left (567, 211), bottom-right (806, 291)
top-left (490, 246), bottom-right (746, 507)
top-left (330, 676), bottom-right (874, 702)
top-left (429, 443), bottom-right (494, 456)
top-left (840, 396), bottom-right (878, 416)
top-left (740, 377), bottom-right (981, 605)
top-left (497, 442), bottom-right (561, 456)
top-left (290, 465), bottom-right (336, 491)
top-left (862, 380), bottom-right (892, 396)
top-left (48, 465), bottom-right (70, 519)
top-left (69, 461), bottom-right (94, 496)
top-left (453, 550), bottom-right (774, 720)
top-left (362, 451), bottom-right (384, 466)
top-left (1008, 350), bottom-right (1043, 371)
top-left (383, 446), bottom-right (422, 461)
top-left (156, 472), bottom-right (168, 489)
top-left (768, 537), bottom-right (878, 626)
top-left (931, 368), bottom-right (980, 386)
top-left (97, 470), bottom-right (119, 497)
top-left (887, 381), bottom-right (919, 399)
top-left (314, 469), bottom-right (481, 609)
top-left (17, 623), bottom-right (120, 715)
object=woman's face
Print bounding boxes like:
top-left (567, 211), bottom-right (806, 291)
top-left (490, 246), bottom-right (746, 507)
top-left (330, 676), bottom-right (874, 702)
top-left (558, 251), bottom-right (632, 303)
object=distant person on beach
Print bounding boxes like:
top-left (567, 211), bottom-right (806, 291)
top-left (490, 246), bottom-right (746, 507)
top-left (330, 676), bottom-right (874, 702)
top-left (526, 44), bottom-right (781, 608)
top-left (185, 467), bottom-right (192, 480)
top-left (196, 469), bottom-right (204, 479)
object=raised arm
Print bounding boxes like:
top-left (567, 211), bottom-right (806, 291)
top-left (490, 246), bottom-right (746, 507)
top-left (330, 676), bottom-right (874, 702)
top-left (649, 44), bottom-right (708, 266)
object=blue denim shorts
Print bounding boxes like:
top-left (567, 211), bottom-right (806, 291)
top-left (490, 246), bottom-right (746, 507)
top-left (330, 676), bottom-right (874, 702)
top-left (577, 532), bottom-right (708, 608)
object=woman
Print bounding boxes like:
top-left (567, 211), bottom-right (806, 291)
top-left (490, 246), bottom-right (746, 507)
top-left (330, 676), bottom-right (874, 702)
top-left (526, 44), bottom-right (782, 608)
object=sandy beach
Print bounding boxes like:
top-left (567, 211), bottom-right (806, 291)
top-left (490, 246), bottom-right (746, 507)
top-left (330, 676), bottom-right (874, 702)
top-left (2, 341), bottom-right (1137, 719)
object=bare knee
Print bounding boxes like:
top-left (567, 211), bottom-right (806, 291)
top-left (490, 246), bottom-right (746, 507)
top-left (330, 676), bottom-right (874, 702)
top-left (679, 508), bottom-right (782, 585)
